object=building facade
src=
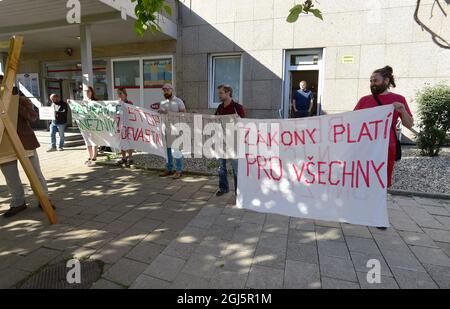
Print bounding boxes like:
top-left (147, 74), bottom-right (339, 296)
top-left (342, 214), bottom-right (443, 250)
top-left (0, 0), bottom-right (178, 125)
top-left (175, 0), bottom-right (450, 122)
top-left (1, 0), bottom-right (449, 137)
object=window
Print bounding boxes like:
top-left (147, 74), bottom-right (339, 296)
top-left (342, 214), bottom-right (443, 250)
top-left (111, 56), bottom-right (173, 107)
top-left (143, 58), bottom-right (172, 88)
top-left (113, 60), bottom-right (139, 87)
top-left (209, 54), bottom-right (243, 108)
top-left (290, 54), bottom-right (319, 66)
top-left (46, 60), bottom-right (108, 100)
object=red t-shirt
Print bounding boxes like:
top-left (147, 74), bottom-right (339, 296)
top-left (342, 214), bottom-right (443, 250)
top-left (215, 101), bottom-right (246, 118)
top-left (354, 92), bottom-right (412, 155)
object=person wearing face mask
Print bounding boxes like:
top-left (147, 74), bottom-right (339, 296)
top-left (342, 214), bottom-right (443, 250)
top-left (158, 83), bottom-right (186, 179)
top-left (354, 66), bottom-right (414, 229)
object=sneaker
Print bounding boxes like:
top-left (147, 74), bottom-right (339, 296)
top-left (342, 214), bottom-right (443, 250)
top-left (58, 147), bottom-right (64, 151)
top-left (125, 158), bottom-right (134, 167)
top-left (172, 172), bottom-right (182, 179)
top-left (87, 160), bottom-right (96, 167)
top-left (47, 147), bottom-right (57, 152)
top-left (2, 204), bottom-right (27, 218)
top-left (215, 190), bottom-right (229, 197)
top-left (159, 170), bottom-right (174, 177)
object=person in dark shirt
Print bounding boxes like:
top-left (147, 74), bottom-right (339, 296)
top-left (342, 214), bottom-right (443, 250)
top-left (214, 89), bottom-right (245, 118)
top-left (292, 81), bottom-right (314, 118)
top-left (47, 94), bottom-right (68, 152)
top-left (214, 84), bottom-right (245, 196)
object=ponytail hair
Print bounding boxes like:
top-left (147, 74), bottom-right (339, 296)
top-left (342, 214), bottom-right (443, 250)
top-left (373, 65), bottom-right (396, 88)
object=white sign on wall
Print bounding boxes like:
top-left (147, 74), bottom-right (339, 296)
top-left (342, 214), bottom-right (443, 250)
top-left (39, 107), bottom-right (55, 121)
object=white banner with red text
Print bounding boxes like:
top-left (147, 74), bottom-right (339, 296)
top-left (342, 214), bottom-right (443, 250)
top-left (69, 100), bottom-right (167, 159)
top-left (236, 105), bottom-right (394, 227)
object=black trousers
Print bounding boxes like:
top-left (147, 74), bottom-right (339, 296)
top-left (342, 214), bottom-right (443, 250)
top-left (294, 110), bottom-right (310, 118)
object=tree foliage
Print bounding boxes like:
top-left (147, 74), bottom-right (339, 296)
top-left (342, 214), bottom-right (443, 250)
top-left (416, 83), bottom-right (450, 156)
top-left (132, 0), bottom-right (173, 36)
top-left (286, 0), bottom-right (323, 23)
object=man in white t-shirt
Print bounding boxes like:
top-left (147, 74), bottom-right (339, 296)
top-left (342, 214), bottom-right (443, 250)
top-left (159, 85), bottom-right (186, 114)
top-left (159, 83), bottom-right (186, 179)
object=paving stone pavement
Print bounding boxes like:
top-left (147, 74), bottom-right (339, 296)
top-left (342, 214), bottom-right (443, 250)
top-left (1, 136), bottom-right (450, 289)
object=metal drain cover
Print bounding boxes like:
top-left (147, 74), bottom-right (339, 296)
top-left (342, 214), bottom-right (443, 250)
top-left (19, 260), bottom-right (103, 289)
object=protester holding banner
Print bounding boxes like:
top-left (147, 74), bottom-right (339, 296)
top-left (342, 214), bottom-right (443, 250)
top-left (214, 84), bottom-right (245, 196)
top-left (354, 66), bottom-right (414, 189)
top-left (82, 86), bottom-right (98, 167)
top-left (47, 94), bottom-right (68, 152)
top-left (159, 83), bottom-right (186, 179)
top-left (0, 75), bottom-right (53, 217)
top-left (116, 87), bottom-right (135, 167)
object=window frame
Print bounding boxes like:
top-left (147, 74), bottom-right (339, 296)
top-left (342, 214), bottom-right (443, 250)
top-left (208, 53), bottom-right (243, 109)
top-left (111, 55), bottom-right (175, 105)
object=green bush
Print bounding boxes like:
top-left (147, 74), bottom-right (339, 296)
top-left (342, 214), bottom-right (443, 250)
top-left (416, 83), bottom-right (450, 156)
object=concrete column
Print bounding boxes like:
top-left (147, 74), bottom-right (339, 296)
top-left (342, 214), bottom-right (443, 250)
top-left (80, 24), bottom-right (93, 100)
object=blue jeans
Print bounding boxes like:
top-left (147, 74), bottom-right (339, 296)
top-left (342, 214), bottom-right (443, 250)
top-left (166, 148), bottom-right (183, 173)
top-left (218, 159), bottom-right (238, 193)
top-left (50, 122), bottom-right (66, 148)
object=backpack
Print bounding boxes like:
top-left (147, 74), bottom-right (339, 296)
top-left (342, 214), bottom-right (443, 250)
top-left (372, 95), bottom-right (402, 161)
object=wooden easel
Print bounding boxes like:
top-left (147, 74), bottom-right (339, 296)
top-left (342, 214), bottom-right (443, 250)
top-left (0, 36), bottom-right (57, 224)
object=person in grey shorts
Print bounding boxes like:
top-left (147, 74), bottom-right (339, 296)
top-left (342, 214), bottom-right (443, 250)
top-left (0, 74), bottom-right (54, 218)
